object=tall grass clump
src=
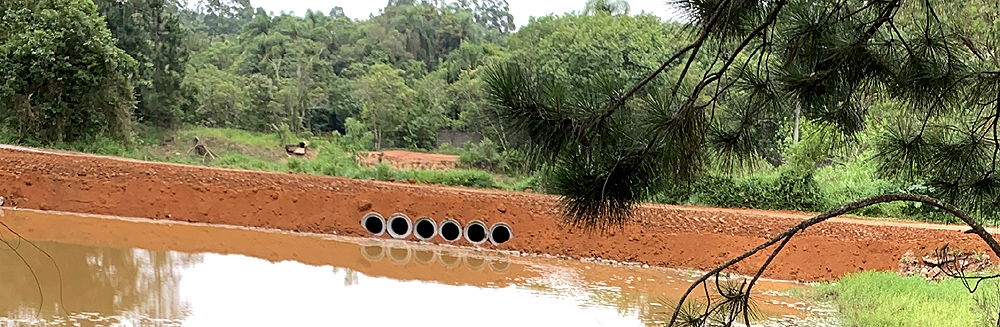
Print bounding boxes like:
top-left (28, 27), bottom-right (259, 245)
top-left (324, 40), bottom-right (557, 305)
top-left (399, 169), bottom-right (497, 188)
top-left (814, 271), bottom-right (992, 327)
top-left (175, 127), bottom-right (283, 148)
top-left (684, 165), bottom-right (824, 212)
top-left (286, 139), bottom-right (360, 176)
top-left (213, 153), bottom-right (283, 171)
top-left (55, 135), bottom-right (144, 159)
top-left (456, 138), bottom-right (530, 175)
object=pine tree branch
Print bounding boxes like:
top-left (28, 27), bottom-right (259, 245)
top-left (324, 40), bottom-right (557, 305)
top-left (666, 193), bottom-right (1000, 327)
top-left (683, 0), bottom-right (788, 111)
top-left (598, 0), bottom-right (734, 121)
top-left (626, 0), bottom-right (789, 170)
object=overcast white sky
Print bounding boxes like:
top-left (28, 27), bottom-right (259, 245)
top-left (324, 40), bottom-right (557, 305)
top-left (249, 0), bottom-right (682, 28)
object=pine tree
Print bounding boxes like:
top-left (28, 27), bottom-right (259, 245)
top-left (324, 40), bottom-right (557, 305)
top-left (484, 0), bottom-right (1000, 228)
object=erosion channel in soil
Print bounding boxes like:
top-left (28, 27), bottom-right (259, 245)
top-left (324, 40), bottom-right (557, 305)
top-left (0, 208), bottom-right (814, 327)
top-left (0, 145), bottom-right (995, 282)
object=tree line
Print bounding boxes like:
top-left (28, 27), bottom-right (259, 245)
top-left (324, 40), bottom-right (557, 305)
top-left (1, 0), bottom-right (515, 150)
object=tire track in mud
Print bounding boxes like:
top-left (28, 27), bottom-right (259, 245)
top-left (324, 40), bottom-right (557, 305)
top-left (0, 145), bottom-right (993, 281)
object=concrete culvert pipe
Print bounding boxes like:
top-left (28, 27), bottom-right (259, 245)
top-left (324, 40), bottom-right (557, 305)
top-left (413, 217), bottom-right (438, 241)
top-left (489, 223), bottom-right (513, 245)
top-left (386, 213), bottom-right (413, 239)
top-left (463, 220), bottom-right (488, 245)
top-left (361, 212), bottom-right (386, 236)
top-left (387, 243), bottom-right (412, 265)
top-left (361, 244), bottom-right (385, 261)
top-left (438, 219), bottom-right (462, 242)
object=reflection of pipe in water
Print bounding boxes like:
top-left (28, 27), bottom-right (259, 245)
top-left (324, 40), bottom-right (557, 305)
top-left (361, 212), bottom-right (386, 236)
top-left (360, 244), bottom-right (385, 261)
top-left (488, 222), bottom-right (513, 245)
top-left (488, 257), bottom-right (511, 273)
top-left (413, 217), bottom-right (438, 241)
top-left (463, 255), bottom-right (487, 271)
top-left (413, 249), bottom-right (437, 266)
top-left (438, 251), bottom-right (461, 268)
top-left (386, 213), bottom-right (413, 239)
top-left (463, 220), bottom-right (488, 245)
top-left (387, 242), bottom-right (412, 265)
top-left (438, 218), bottom-right (462, 242)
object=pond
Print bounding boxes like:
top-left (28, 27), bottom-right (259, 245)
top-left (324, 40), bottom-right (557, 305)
top-left (0, 208), bottom-right (815, 326)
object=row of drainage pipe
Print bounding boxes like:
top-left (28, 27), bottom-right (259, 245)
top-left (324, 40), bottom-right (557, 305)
top-left (361, 243), bottom-right (510, 273)
top-left (361, 212), bottom-right (512, 245)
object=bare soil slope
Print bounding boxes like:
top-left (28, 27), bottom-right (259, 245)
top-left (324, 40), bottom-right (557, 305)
top-left (358, 150), bottom-right (458, 170)
top-left (0, 146), bottom-right (992, 281)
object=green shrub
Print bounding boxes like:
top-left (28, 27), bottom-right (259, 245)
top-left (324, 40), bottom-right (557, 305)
top-left (341, 118), bottom-right (374, 152)
top-left (374, 163), bottom-right (394, 181)
top-left (497, 172), bottom-right (540, 191)
top-left (421, 170), bottom-right (496, 188)
top-left (457, 138), bottom-right (529, 175)
top-left (682, 165), bottom-right (824, 212)
top-left (56, 135), bottom-right (143, 159)
top-left (770, 167), bottom-right (824, 211)
top-left (285, 139), bottom-right (358, 176)
top-left (436, 141), bottom-right (460, 155)
top-left (392, 169), bottom-right (497, 188)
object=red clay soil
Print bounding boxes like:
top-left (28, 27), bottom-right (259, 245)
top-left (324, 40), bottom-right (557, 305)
top-left (0, 146), bottom-right (994, 282)
top-left (0, 208), bottom-right (806, 319)
top-left (357, 150), bottom-right (458, 170)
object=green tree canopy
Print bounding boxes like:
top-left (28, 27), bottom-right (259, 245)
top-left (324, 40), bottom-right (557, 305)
top-left (583, 0), bottom-right (631, 16)
top-left (0, 0), bottom-right (137, 143)
top-left (485, 0), bottom-right (1000, 229)
top-left (505, 13), bottom-right (690, 93)
top-left (95, 0), bottom-right (189, 127)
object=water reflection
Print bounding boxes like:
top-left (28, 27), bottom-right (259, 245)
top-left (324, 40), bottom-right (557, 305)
top-left (0, 238), bottom-right (202, 325)
top-left (359, 242), bottom-right (513, 274)
top-left (0, 208), bottom-right (812, 326)
top-left (412, 249), bottom-right (436, 265)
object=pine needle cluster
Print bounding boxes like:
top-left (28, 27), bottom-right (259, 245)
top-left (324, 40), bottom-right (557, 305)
top-left (484, 0), bottom-right (1000, 228)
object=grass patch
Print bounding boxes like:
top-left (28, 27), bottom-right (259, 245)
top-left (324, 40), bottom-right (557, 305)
top-left (174, 127), bottom-right (284, 148)
top-left (212, 153), bottom-right (284, 171)
top-left (29, 126), bottom-right (518, 190)
top-left (398, 169), bottom-right (497, 188)
top-left (812, 271), bottom-right (998, 327)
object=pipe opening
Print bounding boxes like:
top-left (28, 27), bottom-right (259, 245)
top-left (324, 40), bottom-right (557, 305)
top-left (413, 217), bottom-right (438, 241)
top-left (387, 213), bottom-right (412, 239)
top-left (387, 244), bottom-right (412, 265)
top-left (464, 256), bottom-right (487, 271)
top-left (489, 223), bottom-right (513, 245)
top-left (438, 219), bottom-right (462, 242)
top-left (464, 220), bottom-right (488, 245)
top-left (413, 249), bottom-right (436, 265)
top-left (361, 244), bottom-right (385, 261)
top-left (361, 212), bottom-right (385, 236)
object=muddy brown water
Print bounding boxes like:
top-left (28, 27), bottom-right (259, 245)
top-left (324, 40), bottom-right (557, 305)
top-left (0, 208), bottom-right (813, 326)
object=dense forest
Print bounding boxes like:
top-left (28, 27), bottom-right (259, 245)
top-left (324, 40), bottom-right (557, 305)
top-left (2, 0), bottom-right (522, 150)
top-left (3, 0), bottom-right (1000, 224)
top-left (1, 0), bottom-right (709, 151)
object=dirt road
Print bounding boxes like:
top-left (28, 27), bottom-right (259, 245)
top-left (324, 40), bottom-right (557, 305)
top-left (0, 146), bottom-right (992, 281)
